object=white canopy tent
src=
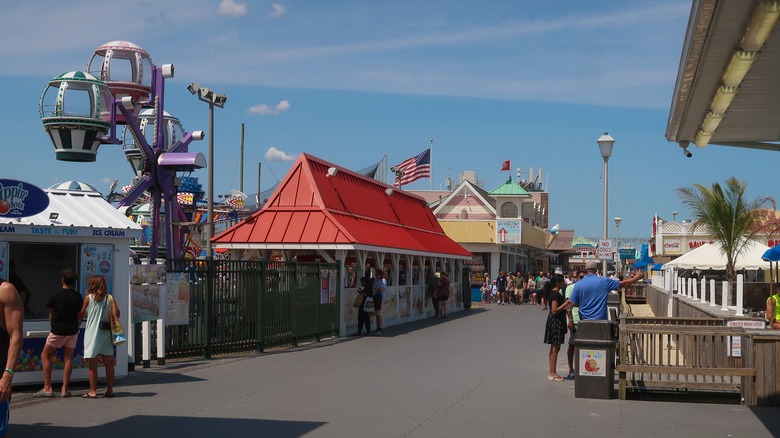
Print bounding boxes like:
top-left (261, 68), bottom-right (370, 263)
top-left (664, 241), bottom-right (771, 271)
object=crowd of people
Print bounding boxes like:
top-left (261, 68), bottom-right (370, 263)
top-left (480, 262), bottom-right (645, 381)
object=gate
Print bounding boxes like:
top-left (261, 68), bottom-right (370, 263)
top-left (154, 259), bottom-right (339, 359)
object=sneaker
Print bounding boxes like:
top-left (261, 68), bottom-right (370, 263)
top-left (34, 389), bottom-right (55, 398)
top-left (375, 330), bottom-right (383, 335)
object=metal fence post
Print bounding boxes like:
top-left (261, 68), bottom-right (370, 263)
top-left (204, 257), bottom-right (214, 358)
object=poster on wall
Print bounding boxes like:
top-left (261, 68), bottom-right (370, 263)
top-left (320, 269), bottom-right (329, 304)
top-left (328, 269), bottom-right (337, 303)
top-left (165, 273), bottom-right (190, 325)
top-left (0, 242), bottom-right (7, 280)
top-left (79, 244), bottom-right (114, 294)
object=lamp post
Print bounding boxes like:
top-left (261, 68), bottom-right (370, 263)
top-left (597, 132), bottom-right (615, 275)
top-left (188, 83), bottom-right (227, 259)
top-left (614, 216), bottom-right (622, 276)
top-left (672, 210), bottom-right (678, 221)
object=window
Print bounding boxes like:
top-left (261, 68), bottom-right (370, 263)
top-left (500, 202), bottom-right (518, 218)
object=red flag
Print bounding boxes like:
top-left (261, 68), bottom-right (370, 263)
top-left (501, 160), bottom-right (510, 171)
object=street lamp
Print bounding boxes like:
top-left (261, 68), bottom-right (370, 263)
top-left (614, 216), bottom-right (622, 276)
top-left (672, 211), bottom-right (678, 221)
top-left (597, 132), bottom-right (615, 275)
top-left (188, 83), bottom-right (227, 259)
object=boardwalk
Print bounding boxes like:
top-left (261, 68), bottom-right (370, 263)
top-left (11, 303), bottom-right (779, 437)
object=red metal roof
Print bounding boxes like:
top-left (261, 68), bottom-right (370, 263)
top-left (213, 153), bottom-right (471, 257)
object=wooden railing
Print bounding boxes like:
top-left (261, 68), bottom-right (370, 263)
top-left (617, 323), bottom-right (756, 401)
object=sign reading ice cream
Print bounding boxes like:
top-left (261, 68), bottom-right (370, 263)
top-left (579, 349), bottom-right (607, 377)
top-left (0, 179), bottom-right (49, 218)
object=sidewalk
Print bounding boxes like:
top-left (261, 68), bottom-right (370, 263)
top-left (10, 303), bottom-right (780, 437)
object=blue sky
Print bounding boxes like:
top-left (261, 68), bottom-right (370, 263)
top-left (2, 0), bottom-right (777, 239)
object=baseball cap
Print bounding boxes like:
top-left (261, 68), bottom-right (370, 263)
top-left (585, 261), bottom-right (599, 272)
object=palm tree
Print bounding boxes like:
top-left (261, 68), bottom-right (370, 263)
top-left (676, 177), bottom-right (775, 283)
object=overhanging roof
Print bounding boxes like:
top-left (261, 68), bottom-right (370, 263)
top-left (667, 0), bottom-right (780, 151)
top-left (213, 153), bottom-right (471, 259)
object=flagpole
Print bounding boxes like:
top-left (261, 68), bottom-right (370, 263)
top-left (429, 138), bottom-right (433, 190)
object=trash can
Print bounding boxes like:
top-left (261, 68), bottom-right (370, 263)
top-left (574, 320), bottom-right (618, 399)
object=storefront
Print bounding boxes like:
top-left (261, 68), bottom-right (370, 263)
top-left (0, 181), bottom-right (140, 385)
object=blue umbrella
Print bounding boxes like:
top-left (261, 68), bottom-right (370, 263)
top-left (762, 244), bottom-right (780, 262)
top-left (632, 260), bottom-right (648, 269)
top-left (651, 263), bottom-right (664, 271)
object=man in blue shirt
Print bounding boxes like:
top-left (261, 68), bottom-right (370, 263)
top-left (568, 261), bottom-right (644, 320)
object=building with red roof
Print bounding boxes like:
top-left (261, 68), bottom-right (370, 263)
top-left (213, 153), bottom-right (471, 335)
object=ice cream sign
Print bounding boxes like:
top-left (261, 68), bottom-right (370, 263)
top-left (0, 180), bottom-right (49, 218)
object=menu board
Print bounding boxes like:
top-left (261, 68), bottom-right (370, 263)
top-left (165, 273), bottom-right (190, 325)
top-left (129, 264), bottom-right (165, 323)
top-left (79, 244), bottom-right (114, 294)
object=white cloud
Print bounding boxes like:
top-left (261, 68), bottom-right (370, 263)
top-left (269, 4), bottom-right (287, 19)
top-left (248, 100), bottom-right (291, 115)
top-left (264, 147), bottom-right (296, 161)
top-left (275, 100), bottom-right (291, 112)
top-left (218, 0), bottom-right (247, 18)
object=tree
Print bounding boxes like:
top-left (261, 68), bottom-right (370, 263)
top-left (676, 177), bottom-right (775, 283)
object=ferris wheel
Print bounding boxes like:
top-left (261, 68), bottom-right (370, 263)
top-left (39, 41), bottom-right (206, 262)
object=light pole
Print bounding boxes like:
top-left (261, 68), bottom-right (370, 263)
top-left (614, 216), bottom-right (622, 276)
top-left (188, 83), bottom-right (227, 259)
top-left (672, 211), bottom-right (678, 221)
top-left (597, 132), bottom-right (615, 275)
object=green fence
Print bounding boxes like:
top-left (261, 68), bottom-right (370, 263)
top-left (150, 259), bottom-right (339, 359)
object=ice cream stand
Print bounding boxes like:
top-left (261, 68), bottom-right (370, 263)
top-left (0, 180), bottom-right (141, 385)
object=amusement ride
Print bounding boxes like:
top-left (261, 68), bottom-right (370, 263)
top-left (39, 40), bottom-right (216, 263)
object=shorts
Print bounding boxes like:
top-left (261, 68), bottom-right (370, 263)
top-left (568, 327), bottom-right (577, 345)
top-left (46, 332), bottom-right (78, 349)
top-left (374, 295), bottom-right (383, 314)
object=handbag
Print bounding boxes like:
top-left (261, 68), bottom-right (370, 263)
top-left (353, 292), bottom-right (364, 308)
top-left (107, 295), bottom-right (126, 346)
top-left (98, 297), bottom-right (111, 330)
top-left (362, 296), bottom-right (375, 313)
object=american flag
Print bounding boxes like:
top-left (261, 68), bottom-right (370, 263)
top-left (393, 148), bottom-right (431, 186)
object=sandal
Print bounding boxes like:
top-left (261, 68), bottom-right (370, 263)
top-left (82, 393), bottom-right (98, 399)
top-left (60, 392), bottom-right (72, 398)
top-left (547, 375), bottom-right (564, 382)
top-left (33, 389), bottom-right (55, 398)
top-left (104, 392), bottom-right (116, 398)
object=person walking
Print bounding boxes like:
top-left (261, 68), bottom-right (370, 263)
top-left (543, 274), bottom-right (567, 381)
top-left (526, 274), bottom-right (536, 305)
top-left (495, 271), bottom-right (507, 305)
top-left (34, 268), bottom-right (81, 398)
top-left (80, 275), bottom-right (119, 398)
